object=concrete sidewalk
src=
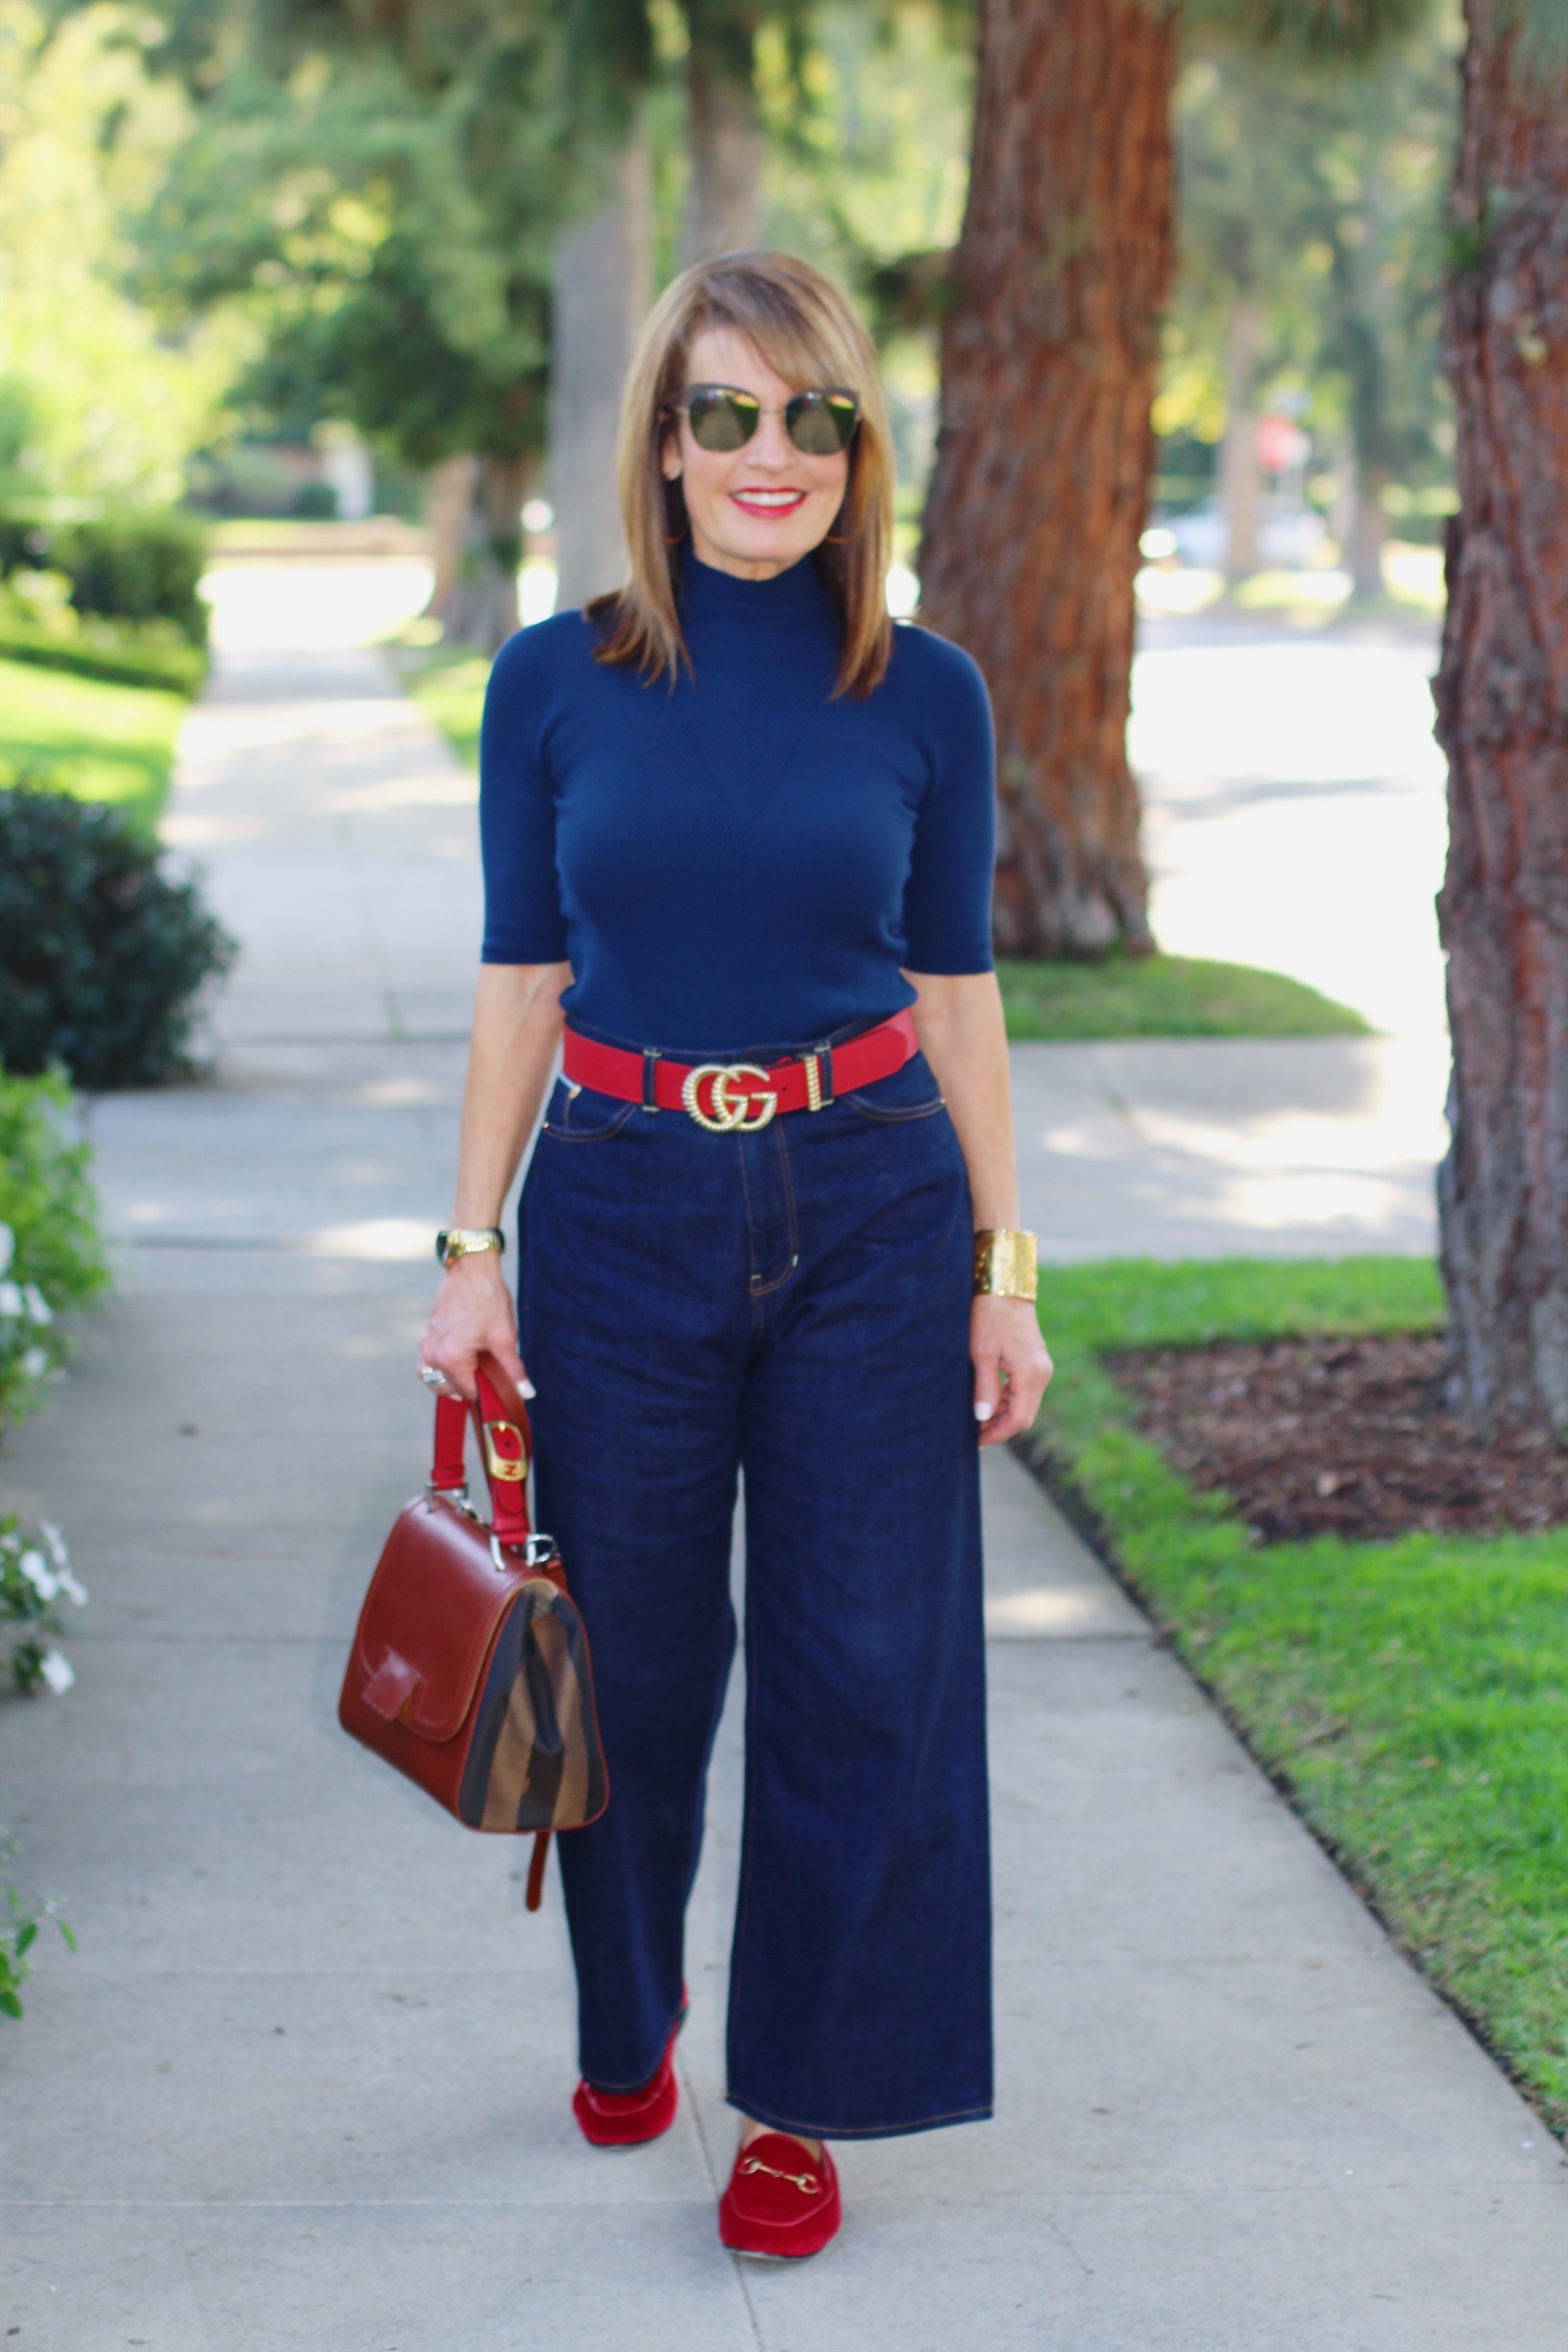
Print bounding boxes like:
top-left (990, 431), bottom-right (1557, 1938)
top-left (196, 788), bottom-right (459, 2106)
top-left (1, 604), bottom-right (1563, 2348)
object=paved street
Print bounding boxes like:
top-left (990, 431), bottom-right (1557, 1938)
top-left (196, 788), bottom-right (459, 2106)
top-left (2, 576), bottom-right (1563, 2348)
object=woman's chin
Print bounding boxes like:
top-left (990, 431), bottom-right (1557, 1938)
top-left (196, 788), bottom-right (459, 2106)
top-left (693, 518), bottom-right (825, 575)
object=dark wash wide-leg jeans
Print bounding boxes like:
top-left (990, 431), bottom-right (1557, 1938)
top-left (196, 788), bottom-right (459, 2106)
top-left (518, 1047), bottom-right (992, 2141)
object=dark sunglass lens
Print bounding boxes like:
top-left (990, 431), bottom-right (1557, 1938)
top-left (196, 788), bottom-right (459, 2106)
top-left (787, 393), bottom-right (859, 455)
top-left (687, 389), bottom-right (758, 453)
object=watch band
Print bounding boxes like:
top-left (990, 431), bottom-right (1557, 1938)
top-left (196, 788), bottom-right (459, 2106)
top-left (972, 1228), bottom-right (1038, 1302)
top-left (436, 1226), bottom-right (506, 1269)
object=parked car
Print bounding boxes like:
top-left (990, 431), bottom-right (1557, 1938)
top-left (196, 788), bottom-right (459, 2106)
top-left (1156, 500), bottom-right (1329, 570)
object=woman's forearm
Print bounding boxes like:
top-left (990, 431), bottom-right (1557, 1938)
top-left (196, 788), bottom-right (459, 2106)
top-left (451, 962), bottom-right (571, 1224)
top-left (905, 970), bottom-right (1020, 1229)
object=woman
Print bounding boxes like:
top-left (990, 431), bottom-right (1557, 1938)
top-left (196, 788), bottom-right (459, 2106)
top-left (420, 250), bottom-right (1051, 2260)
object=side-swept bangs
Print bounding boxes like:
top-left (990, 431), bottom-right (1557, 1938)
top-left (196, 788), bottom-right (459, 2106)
top-left (588, 250), bottom-right (895, 699)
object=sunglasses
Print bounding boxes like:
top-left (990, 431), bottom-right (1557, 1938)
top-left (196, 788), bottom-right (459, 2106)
top-left (672, 382), bottom-right (861, 458)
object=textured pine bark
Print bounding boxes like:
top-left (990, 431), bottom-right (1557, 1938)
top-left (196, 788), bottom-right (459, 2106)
top-left (1434, 3), bottom-right (1568, 1428)
top-left (919, 0), bottom-right (1177, 956)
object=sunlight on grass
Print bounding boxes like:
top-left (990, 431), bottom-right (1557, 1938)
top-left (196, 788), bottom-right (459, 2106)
top-left (1031, 1257), bottom-right (1568, 2133)
top-left (999, 953), bottom-right (1368, 1040)
top-left (400, 649), bottom-right (491, 771)
top-left (0, 656), bottom-right (187, 828)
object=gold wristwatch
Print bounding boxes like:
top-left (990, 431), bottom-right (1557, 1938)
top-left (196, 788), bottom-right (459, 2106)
top-left (972, 1229), bottom-right (1038, 1302)
top-left (436, 1226), bottom-right (505, 1270)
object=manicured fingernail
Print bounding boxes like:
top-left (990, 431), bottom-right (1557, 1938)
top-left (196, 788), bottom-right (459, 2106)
top-left (521, 1380), bottom-right (537, 1398)
top-left (973, 1401), bottom-right (994, 1422)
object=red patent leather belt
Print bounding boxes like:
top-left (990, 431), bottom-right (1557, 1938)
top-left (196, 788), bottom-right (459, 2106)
top-left (561, 1009), bottom-right (919, 1133)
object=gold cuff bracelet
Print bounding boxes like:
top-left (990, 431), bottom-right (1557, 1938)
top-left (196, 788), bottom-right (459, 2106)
top-left (972, 1228), bottom-right (1039, 1302)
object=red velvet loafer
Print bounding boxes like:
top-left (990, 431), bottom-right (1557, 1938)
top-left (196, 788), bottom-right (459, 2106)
top-left (573, 1992), bottom-right (688, 2148)
top-left (719, 2132), bottom-right (842, 2260)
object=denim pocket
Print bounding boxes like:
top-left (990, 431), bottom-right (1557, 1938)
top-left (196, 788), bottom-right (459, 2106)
top-left (541, 1081), bottom-right (638, 1143)
top-left (845, 1052), bottom-right (946, 1124)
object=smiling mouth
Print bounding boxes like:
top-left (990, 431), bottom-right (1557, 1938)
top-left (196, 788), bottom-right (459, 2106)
top-left (729, 489), bottom-right (809, 517)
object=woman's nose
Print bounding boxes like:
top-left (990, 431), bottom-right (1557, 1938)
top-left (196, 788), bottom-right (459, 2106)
top-left (748, 410), bottom-right (794, 468)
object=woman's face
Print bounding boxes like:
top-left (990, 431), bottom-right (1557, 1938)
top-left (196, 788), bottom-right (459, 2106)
top-left (662, 326), bottom-right (851, 582)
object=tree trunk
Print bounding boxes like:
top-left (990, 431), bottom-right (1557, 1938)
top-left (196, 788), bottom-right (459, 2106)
top-left (423, 453), bottom-right (478, 631)
top-left (679, 0), bottom-right (763, 266)
top-left (919, 0), bottom-right (1175, 959)
top-left (1433, 2), bottom-right (1568, 1430)
top-left (1345, 459), bottom-right (1389, 599)
top-left (1219, 297), bottom-right (1262, 583)
top-left (549, 130), bottom-right (653, 611)
top-left (443, 453), bottom-right (529, 652)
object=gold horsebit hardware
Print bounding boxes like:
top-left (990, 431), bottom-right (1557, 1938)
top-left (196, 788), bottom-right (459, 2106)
top-left (739, 2155), bottom-right (820, 2193)
top-left (681, 1062), bottom-right (778, 1134)
top-left (481, 1417), bottom-right (528, 1482)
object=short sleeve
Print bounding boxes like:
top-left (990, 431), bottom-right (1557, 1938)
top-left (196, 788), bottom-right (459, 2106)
top-left (900, 634), bottom-right (996, 974)
top-left (478, 626), bottom-right (571, 965)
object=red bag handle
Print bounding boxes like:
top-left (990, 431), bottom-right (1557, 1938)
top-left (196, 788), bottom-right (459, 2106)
top-left (429, 1351), bottom-right (532, 1551)
top-left (429, 1354), bottom-right (558, 1910)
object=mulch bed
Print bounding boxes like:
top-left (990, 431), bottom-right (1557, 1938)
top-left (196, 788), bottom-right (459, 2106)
top-left (1107, 1332), bottom-right (1568, 1542)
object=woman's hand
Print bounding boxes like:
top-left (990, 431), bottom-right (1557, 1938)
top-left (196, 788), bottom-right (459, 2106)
top-left (419, 1254), bottom-right (530, 1404)
top-left (970, 1294), bottom-right (1052, 1448)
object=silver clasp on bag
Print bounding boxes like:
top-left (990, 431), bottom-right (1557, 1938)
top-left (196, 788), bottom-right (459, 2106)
top-left (489, 1530), bottom-right (561, 1577)
top-left (427, 1482), bottom-right (479, 1521)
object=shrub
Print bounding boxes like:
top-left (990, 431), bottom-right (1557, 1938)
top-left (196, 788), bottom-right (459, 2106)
top-left (292, 479), bottom-right (338, 519)
top-left (1, 1516), bottom-right (86, 1695)
top-left (0, 1067), bottom-right (108, 1432)
top-left (0, 509), bottom-right (209, 646)
top-left (0, 573), bottom-right (207, 695)
top-left (0, 1834), bottom-right (76, 2021)
top-left (0, 786), bottom-right (235, 1089)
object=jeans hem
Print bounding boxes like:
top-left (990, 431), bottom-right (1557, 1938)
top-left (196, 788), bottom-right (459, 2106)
top-left (724, 2092), bottom-right (992, 2143)
top-left (581, 1992), bottom-right (689, 2095)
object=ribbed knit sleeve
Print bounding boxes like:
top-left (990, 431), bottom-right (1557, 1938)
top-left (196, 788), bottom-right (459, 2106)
top-left (478, 619), bottom-right (572, 966)
top-left (898, 630), bottom-right (997, 976)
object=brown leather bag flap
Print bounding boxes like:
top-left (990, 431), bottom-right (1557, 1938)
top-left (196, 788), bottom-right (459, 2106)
top-left (351, 1493), bottom-right (526, 1744)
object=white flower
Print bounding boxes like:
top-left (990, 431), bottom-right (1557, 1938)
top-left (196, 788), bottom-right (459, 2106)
top-left (38, 1651), bottom-right (75, 1695)
top-left (57, 1569), bottom-right (88, 1607)
top-left (19, 1550), bottom-right (60, 1602)
top-left (0, 1224), bottom-right (12, 1276)
top-left (22, 1286), bottom-right (52, 1327)
top-left (39, 1522), bottom-right (67, 1568)
top-left (0, 1281), bottom-right (22, 1319)
top-left (19, 1347), bottom-right (48, 1381)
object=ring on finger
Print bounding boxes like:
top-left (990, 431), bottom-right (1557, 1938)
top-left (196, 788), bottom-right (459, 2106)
top-left (419, 1362), bottom-right (456, 1394)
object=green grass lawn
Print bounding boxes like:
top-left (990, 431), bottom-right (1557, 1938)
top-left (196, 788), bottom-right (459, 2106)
top-left (401, 643), bottom-right (1368, 1041)
top-left (997, 952), bottom-right (1367, 1040)
top-left (400, 647), bottom-right (490, 772)
top-left (0, 655), bottom-right (188, 830)
top-left (1030, 1256), bottom-right (1568, 2134)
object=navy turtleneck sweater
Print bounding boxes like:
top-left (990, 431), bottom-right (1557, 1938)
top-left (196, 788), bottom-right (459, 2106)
top-left (478, 551), bottom-right (995, 1057)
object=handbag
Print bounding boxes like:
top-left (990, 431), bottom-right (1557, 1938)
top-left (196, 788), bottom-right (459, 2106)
top-left (338, 1351), bottom-right (608, 1908)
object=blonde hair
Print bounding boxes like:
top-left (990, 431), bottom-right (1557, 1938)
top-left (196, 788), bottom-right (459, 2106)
top-left (589, 251), bottom-right (895, 699)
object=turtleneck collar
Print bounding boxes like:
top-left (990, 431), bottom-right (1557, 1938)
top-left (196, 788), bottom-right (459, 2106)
top-left (678, 549), bottom-right (836, 625)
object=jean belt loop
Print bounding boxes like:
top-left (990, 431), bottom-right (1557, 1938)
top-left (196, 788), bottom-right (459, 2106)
top-left (641, 1047), bottom-right (662, 1113)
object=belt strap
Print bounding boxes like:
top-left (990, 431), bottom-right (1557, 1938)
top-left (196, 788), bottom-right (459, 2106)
top-left (561, 1009), bottom-right (919, 1123)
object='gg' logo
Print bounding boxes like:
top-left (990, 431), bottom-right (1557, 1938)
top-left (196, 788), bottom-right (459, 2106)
top-left (681, 1063), bottom-right (778, 1133)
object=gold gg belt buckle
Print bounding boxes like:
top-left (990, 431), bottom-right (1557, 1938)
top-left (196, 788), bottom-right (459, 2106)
top-left (681, 1062), bottom-right (778, 1133)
